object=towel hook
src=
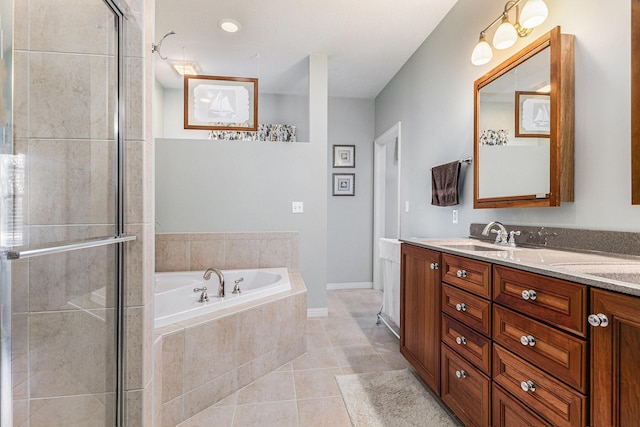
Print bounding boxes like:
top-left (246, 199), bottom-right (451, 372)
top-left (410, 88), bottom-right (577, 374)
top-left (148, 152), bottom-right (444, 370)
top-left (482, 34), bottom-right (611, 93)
top-left (151, 30), bottom-right (176, 60)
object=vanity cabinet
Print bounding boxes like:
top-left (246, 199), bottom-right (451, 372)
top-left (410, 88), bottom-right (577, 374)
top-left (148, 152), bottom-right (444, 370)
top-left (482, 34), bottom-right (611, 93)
top-left (400, 244), bottom-right (442, 394)
top-left (492, 265), bottom-right (587, 427)
top-left (590, 288), bottom-right (640, 427)
top-left (440, 254), bottom-right (493, 426)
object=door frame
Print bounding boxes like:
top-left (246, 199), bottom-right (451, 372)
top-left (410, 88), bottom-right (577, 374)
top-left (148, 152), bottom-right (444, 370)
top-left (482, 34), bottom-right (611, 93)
top-left (373, 121), bottom-right (401, 290)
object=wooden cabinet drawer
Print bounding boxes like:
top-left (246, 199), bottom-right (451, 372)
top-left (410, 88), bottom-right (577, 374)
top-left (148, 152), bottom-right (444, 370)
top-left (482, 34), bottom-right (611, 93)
top-left (493, 345), bottom-right (587, 427)
top-left (442, 314), bottom-right (491, 375)
top-left (493, 265), bottom-right (587, 337)
top-left (492, 383), bottom-right (552, 427)
top-left (442, 283), bottom-right (492, 337)
top-left (493, 305), bottom-right (587, 392)
top-left (442, 253), bottom-right (492, 299)
top-left (441, 345), bottom-right (491, 427)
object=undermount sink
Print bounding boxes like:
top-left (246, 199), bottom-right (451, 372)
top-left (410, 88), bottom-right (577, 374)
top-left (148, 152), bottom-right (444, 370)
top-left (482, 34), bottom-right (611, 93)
top-left (439, 243), bottom-right (508, 252)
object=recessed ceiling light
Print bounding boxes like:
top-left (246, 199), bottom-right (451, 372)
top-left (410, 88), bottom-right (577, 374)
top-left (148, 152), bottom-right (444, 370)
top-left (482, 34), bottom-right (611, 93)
top-left (219, 19), bottom-right (241, 33)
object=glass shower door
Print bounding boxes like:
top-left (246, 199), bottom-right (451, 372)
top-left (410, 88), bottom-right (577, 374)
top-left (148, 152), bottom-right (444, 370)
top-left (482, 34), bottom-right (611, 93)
top-left (1, 0), bottom-right (132, 425)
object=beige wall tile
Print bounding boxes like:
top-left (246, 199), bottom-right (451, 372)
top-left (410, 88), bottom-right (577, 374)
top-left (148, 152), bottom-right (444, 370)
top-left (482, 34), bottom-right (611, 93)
top-left (161, 396), bottom-right (184, 427)
top-left (125, 306), bottom-right (145, 390)
top-left (190, 233), bottom-right (226, 241)
top-left (250, 350), bottom-right (277, 383)
top-left (29, 310), bottom-right (115, 397)
top-left (155, 239), bottom-right (190, 272)
top-left (290, 238), bottom-right (299, 271)
top-left (276, 293), bottom-right (307, 348)
top-left (28, 139), bottom-right (115, 225)
top-left (28, 0), bottom-right (115, 55)
top-left (28, 393), bottom-right (115, 427)
top-left (12, 398), bottom-right (29, 427)
top-left (29, 53), bottom-right (113, 140)
top-left (224, 232), bottom-right (261, 240)
top-left (189, 239), bottom-right (225, 271)
top-left (125, 57), bottom-right (144, 141)
top-left (13, 52), bottom-right (28, 139)
top-left (237, 302), bottom-right (277, 365)
top-left (258, 239), bottom-right (292, 269)
top-left (183, 314), bottom-right (238, 390)
top-left (125, 140), bottom-right (144, 224)
top-left (224, 239), bottom-right (259, 269)
top-left (275, 336), bottom-right (306, 368)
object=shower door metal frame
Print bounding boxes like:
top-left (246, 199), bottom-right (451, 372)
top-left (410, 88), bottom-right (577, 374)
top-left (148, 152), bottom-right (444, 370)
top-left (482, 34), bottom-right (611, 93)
top-left (1, 0), bottom-right (135, 425)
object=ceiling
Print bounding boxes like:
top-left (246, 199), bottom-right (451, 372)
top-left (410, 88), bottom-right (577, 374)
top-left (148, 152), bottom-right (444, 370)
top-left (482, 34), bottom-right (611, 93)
top-left (154, 0), bottom-right (459, 99)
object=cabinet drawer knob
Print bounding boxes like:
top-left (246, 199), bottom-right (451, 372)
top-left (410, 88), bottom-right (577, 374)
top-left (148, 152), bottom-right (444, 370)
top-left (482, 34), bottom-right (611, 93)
top-left (588, 313), bottom-right (609, 328)
top-left (455, 303), bottom-right (467, 312)
top-left (455, 336), bottom-right (467, 345)
top-left (521, 289), bottom-right (537, 300)
top-left (455, 370), bottom-right (467, 379)
top-left (429, 262), bottom-right (439, 270)
top-left (520, 380), bottom-right (536, 392)
top-left (519, 335), bottom-right (536, 347)
top-left (456, 269), bottom-right (467, 278)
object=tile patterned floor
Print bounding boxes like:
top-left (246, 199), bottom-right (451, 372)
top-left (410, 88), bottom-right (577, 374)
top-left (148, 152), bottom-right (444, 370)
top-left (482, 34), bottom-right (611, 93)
top-left (177, 289), bottom-right (408, 426)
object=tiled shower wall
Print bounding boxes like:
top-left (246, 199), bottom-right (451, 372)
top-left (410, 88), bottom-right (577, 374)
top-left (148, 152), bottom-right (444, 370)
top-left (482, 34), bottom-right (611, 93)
top-left (155, 232), bottom-right (299, 273)
top-left (11, 0), bottom-right (153, 425)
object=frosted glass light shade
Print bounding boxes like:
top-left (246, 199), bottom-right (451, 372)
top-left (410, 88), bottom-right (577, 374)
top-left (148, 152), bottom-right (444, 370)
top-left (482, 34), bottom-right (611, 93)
top-left (493, 21), bottom-right (518, 50)
top-left (471, 39), bottom-right (493, 65)
top-left (520, 0), bottom-right (548, 28)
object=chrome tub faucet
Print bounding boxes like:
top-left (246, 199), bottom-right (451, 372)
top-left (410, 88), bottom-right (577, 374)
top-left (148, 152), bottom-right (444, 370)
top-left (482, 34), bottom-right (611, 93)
top-left (203, 267), bottom-right (225, 297)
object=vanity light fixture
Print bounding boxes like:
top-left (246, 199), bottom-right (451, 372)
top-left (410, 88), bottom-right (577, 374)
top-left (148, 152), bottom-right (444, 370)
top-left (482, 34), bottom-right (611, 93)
top-left (219, 18), bottom-right (241, 33)
top-left (169, 60), bottom-right (200, 76)
top-left (471, 0), bottom-right (548, 65)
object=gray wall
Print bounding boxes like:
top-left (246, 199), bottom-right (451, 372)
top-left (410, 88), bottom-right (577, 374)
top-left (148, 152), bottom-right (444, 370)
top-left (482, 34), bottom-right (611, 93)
top-left (375, 0), bottom-right (639, 238)
top-left (327, 97), bottom-right (375, 285)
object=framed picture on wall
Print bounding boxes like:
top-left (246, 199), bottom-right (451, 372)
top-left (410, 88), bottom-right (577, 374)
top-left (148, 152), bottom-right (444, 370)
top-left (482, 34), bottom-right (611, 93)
top-left (333, 145), bottom-right (356, 167)
top-left (184, 75), bottom-right (258, 131)
top-left (332, 173), bottom-right (355, 196)
top-left (515, 91), bottom-right (551, 137)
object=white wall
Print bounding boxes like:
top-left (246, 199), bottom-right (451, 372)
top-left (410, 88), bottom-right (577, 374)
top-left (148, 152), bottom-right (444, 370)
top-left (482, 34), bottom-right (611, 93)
top-left (375, 0), bottom-right (639, 238)
top-left (327, 97), bottom-right (375, 286)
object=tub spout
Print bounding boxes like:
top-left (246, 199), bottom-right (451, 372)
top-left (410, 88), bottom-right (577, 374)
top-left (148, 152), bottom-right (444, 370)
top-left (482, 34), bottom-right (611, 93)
top-left (203, 267), bottom-right (225, 297)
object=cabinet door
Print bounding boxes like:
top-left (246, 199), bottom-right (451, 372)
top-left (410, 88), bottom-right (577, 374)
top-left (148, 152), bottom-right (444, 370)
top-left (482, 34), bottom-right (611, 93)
top-left (400, 244), bottom-right (441, 394)
top-left (591, 289), bottom-right (640, 427)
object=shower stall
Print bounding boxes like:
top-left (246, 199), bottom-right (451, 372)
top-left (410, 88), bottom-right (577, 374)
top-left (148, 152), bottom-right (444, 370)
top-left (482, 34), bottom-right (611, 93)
top-left (0, 0), bottom-right (145, 425)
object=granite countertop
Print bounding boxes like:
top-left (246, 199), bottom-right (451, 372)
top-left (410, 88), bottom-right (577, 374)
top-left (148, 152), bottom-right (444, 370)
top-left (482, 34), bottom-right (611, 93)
top-left (401, 237), bottom-right (640, 297)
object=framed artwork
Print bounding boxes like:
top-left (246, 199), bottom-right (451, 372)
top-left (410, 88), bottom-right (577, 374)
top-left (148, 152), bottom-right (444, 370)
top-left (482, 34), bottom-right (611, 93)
top-left (332, 173), bottom-right (355, 196)
top-left (333, 145), bottom-right (356, 168)
top-left (184, 75), bottom-right (258, 131)
top-left (515, 91), bottom-right (551, 137)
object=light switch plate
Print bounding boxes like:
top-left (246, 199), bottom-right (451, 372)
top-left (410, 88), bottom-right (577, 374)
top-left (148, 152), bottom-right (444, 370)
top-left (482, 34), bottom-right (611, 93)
top-left (292, 201), bottom-right (304, 213)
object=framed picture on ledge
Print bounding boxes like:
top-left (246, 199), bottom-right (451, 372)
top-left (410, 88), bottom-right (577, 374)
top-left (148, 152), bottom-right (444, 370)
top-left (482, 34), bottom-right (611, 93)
top-left (332, 173), bottom-right (355, 196)
top-left (184, 75), bottom-right (258, 131)
top-left (333, 145), bottom-right (356, 168)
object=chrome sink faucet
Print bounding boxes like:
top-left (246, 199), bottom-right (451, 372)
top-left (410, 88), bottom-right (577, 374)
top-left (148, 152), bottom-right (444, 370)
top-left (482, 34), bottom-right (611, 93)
top-left (482, 221), bottom-right (509, 246)
top-left (203, 267), bottom-right (225, 297)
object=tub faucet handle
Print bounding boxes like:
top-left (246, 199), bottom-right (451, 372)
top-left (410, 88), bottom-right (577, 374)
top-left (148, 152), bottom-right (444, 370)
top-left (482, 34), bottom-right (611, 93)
top-left (193, 286), bottom-right (209, 303)
top-left (232, 278), bottom-right (244, 294)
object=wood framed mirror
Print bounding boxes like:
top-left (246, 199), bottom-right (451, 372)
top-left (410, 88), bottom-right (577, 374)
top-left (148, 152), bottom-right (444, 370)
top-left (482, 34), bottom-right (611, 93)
top-left (632, 0), bottom-right (639, 204)
top-left (473, 26), bottom-right (574, 209)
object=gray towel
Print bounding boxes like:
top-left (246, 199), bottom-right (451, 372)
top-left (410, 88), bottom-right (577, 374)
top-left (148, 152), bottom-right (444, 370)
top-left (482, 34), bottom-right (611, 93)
top-left (431, 161), bottom-right (460, 206)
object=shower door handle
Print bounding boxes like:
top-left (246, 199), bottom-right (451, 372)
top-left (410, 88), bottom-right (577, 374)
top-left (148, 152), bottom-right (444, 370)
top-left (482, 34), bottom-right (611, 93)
top-left (4, 235), bottom-right (137, 260)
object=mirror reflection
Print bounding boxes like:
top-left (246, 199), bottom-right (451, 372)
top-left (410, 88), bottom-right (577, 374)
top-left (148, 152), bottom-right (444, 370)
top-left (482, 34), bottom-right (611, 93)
top-left (478, 46), bottom-right (550, 199)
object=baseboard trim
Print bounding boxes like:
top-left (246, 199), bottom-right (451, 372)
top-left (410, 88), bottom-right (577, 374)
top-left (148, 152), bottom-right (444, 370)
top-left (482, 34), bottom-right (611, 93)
top-left (326, 282), bottom-right (373, 290)
top-left (307, 307), bottom-right (329, 318)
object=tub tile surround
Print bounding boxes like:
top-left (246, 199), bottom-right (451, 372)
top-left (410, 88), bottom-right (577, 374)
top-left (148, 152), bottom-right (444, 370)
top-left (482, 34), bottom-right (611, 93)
top-left (155, 232), bottom-right (299, 272)
top-left (157, 272), bottom-right (307, 426)
top-left (175, 289), bottom-right (412, 427)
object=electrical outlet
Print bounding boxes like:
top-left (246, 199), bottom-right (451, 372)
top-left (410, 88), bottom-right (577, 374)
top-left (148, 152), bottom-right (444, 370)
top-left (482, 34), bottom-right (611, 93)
top-left (292, 201), bottom-right (304, 213)
top-left (452, 209), bottom-right (458, 224)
